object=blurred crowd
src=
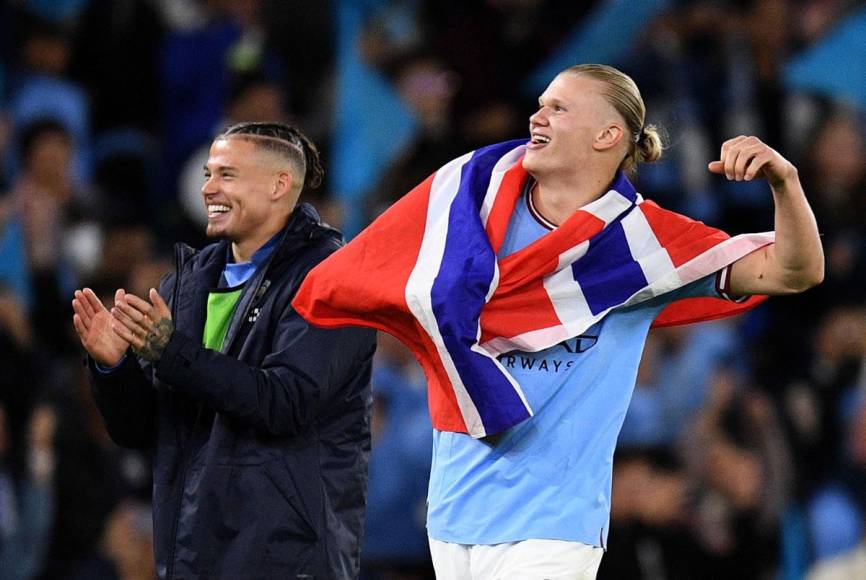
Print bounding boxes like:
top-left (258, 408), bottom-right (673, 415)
top-left (0, 0), bottom-right (864, 578)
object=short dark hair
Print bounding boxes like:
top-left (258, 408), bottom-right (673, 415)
top-left (18, 117), bottom-right (70, 163)
top-left (217, 122), bottom-right (324, 194)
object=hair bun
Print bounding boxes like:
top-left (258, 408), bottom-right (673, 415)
top-left (636, 124), bottom-right (663, 164)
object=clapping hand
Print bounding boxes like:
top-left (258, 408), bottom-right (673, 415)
top-left (72, 288), bottom-right (129, 367)
top-left (111, 288), bottom-right (174, 363)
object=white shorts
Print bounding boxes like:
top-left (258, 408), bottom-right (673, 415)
top-left (428, 537), bottom-right (604, 580)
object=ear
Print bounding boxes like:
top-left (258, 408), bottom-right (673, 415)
top-left (271, 170), bottom-right (294, 201)
top-left (592, 124), bottom-right (625, 152)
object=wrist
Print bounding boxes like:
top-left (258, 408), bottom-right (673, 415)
top-left (769, 165), bottom-right (800, 194)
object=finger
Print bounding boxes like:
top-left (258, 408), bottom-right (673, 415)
top-left (723, 144), bottom-right (742, 180)
top-left (734, 145), bottom-right (762, 181)
top-left (150, 289), bottom-right (172, 319)
top-left (83, 287), bottom-right (108, 315)
top-left (72, 313), bottom-right (87, 338)
top-left (76, 289), bottom-right (96, 318)
top-left (71, 299), bottom-right (91, 330)
top-left (707, 160), bottom-right (724, 174)
top-left (111, 317), bottom-right (143, 350)
top-left (124, 292), bottom-right (157, 319)
top-left (111, 307), bottom-right (146, 346)
top-left (115, 298), bottom-right (152, 327)
top-left (718, 135), bottom-right (748, 162)
top-left (112, 306), bottom-right (151, 338)
top-left (718, 136), bottom-right (751, 179)
top-left (744, 151), bottom-right (772, 181)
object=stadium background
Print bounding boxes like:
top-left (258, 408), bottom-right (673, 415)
top-left (0, 0), bottom-right (865, 578)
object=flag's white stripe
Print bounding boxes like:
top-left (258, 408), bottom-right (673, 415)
top-left (556, 240), bottom-right (591, 270)
top-left (482, 325), bottom-right (573, 356)
top-left (479, 145), bottom-right (525, 228)
top-left (582, 189), bottom-right (634, 225)
top-left (405, 151), bottom-right (486, 436)
top-left (545, 263), bottom-right (594, 337)
top-left (620, 207), bottom-right (678, 293)
top-left (672, 232), bottom-right (774, 288)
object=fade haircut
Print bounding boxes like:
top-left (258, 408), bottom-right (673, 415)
top-left (217, 122), bottom-right (324, 196)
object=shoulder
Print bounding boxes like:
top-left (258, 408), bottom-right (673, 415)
top-left (277, 203), bottom-right (345, 270)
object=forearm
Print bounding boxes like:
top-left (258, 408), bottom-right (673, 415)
top-left (730, 172), bottom-right (824, 296)
top-left (767, 170), bottom-right (824, 290)
top-left (154, 331), bottom-right (316, 436)
top-left (89, 354), bottom-right (156, 449)
top-left (155, 326), bottom-right (373, 437)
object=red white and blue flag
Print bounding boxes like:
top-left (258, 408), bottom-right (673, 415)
top-left (293, 140), bottom-right (774, 438)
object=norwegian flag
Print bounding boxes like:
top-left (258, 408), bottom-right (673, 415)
top-left (293, 140), bottom-right (774, 438)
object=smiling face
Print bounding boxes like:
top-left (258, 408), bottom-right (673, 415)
top-left (523, 73), bottom-right (627, 180)
top-left (202, 138), bottom-right (292, 252)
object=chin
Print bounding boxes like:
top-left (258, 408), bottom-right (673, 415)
top-left (205, 224), bottom-right (228, 239)
top-left (521, 156), bottom-right (544, 178)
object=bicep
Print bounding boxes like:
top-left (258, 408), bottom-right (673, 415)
top-left (729, 243), bottom-right (797, 296)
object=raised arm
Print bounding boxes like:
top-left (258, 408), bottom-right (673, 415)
top-left (708, 136), bottom-right (824, 296)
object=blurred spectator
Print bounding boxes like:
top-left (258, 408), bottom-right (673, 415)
top-left (780, 306), bottom-right (866, 497)
top-left (682, 370), bottom-right (794, 577)
top-left (600, 450), bottom-right (708, 578)
top-left (69, 500), bottom-right (155, 580)
top-left (0, 404), bottom-right (57, 580)
top-left (361, 333), bottom-right (434, 579)
top-left (38, 363), bottom-right (127, 579)
top-left (3, 118), bottom-right (84, 355)
top-left (805, 383), bottom-right (866, 565)
top-left (367, 53), bottom-right (465, 220)
top-left (158, 0), bottom-right (283, 203)
top-left (5, 15), bottom-right (90, 185)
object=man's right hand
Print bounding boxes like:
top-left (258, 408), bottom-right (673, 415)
top-left (72, 288), bottom-right (130, 367)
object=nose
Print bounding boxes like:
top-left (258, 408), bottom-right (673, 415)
top-left (201, 174), bottom-right (217, 196)
top-left (529, 107), bottom-right (549, 128)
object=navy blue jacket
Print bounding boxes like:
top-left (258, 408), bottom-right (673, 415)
top-left (90, 204), bottom-right (376, 579)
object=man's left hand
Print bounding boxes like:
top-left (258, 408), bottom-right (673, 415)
top-left (111, 288), bottom-right (174, 362)
top-left (708, 135), bottom-right (796, 190)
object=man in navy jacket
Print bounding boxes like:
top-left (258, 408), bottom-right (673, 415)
top-left (72, 122), bottom-right (376, 579)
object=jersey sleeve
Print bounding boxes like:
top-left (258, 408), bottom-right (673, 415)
top-left (650, 264), bottom-right (764, 328)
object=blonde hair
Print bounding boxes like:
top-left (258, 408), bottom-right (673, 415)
top-left (564, 64), bottom-right (663, 173)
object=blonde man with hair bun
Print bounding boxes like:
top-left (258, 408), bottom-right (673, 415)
top-left (293, 64), bottom-right (824, 579)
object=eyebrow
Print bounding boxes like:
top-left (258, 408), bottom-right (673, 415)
top-left (539, 96), bottom-right (566, 107)
top-left (203, 164), bottom-right (238, 173)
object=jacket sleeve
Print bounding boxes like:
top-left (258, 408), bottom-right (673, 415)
top-left (87, 271), bottom-right (177, 450)
top-left (153, 305), bottom-right (376, 437)
top-left (88, 353), bottom-right (157, 450)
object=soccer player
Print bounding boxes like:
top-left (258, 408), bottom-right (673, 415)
top-left (72, 123), bottom-right (376, 579)
top-left (293, 64), bottom-right (824, 579)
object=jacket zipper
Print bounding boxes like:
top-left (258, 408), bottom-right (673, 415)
top-left (219, 262), bottom-right (273, 355)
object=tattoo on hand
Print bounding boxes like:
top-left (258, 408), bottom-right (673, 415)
top-left (134, 317), bottom-right (174, 362)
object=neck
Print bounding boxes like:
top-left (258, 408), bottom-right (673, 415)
top-left (531, 169), bottom-right (616, 226)
top-left (231, 223), bottom-right (284, 263)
